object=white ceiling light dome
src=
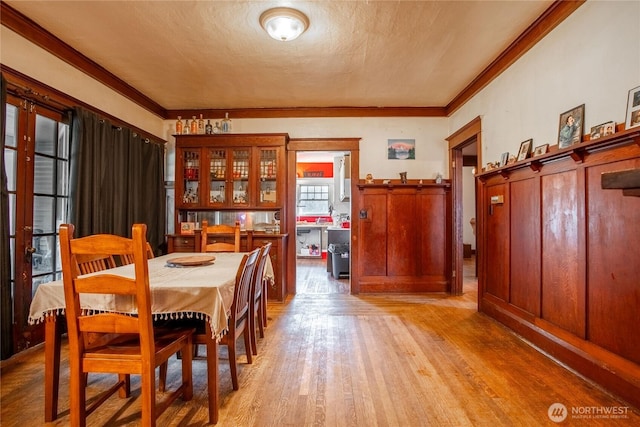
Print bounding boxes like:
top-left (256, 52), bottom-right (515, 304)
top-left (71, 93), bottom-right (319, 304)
top-left (260, 7), bottom-right (309, 42)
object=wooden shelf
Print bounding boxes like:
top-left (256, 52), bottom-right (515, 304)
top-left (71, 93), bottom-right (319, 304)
top-left (477, 127), bottom-right (640, 181)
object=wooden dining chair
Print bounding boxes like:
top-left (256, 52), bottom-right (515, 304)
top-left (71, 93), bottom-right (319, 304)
top-left (215, 247), bottom-right (260, 390)
top-left (59, 223), bottom-right (194, 427)
top-left (201, 220), bottom-right (241, 252)
top-left (249, 243), bottom-right (272, 356)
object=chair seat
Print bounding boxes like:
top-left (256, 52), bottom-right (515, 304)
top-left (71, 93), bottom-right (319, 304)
top-left (83, 328), bottom-right (193, 365)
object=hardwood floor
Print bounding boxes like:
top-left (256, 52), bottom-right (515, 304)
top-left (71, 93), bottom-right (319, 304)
top-left (2, 256), bottom-right (638, 426)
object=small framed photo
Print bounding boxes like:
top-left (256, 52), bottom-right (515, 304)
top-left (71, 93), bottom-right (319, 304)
top-left (533, 144), bottom-right (549, 157)
top-left (625, 85), bottom-right (640, 129)
top-left (500, 152), bottom-right (510, 167)
top-left (180, 222), bottom-right (195, 235)
top-left (516, 139), bottom-right (533, 161)
top-left (590, 121), bottom-right (615, 140)
top-left (558, 104), bottom-right (585, 148)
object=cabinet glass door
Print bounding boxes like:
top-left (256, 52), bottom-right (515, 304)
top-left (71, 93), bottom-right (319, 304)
top-left (258, 148), bottom-right (278, 206)
top-left (208, 149), bottom-right (227, 205)
top-left (180, 148), bottom-right (200, 205)
top-left (231, 148), bottom-right (250, 206)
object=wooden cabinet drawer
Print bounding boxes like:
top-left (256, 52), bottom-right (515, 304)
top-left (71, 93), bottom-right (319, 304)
top-left (167, 235), bottom-right (197, 253)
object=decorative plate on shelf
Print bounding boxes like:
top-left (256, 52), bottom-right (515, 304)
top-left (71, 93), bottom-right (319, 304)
top-left (166, 255), bottom-right (216, 267)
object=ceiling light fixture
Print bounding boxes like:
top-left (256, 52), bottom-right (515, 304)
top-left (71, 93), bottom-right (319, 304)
top-left (260, 7), bottom-right (309, 42)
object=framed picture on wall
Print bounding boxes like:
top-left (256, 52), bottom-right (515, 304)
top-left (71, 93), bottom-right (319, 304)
top-left (557, 104), bottom-right (585, 148)
top-left (500, 152), bottom-right (509, 167)
top-left (590, 121), bottom-right (615, 140)
top-left (533, 144), bottom-right (549, 157)
top-left (516, 139), bottom-right (533, 161)
top-left (625, 85), bottom-right (640, 129)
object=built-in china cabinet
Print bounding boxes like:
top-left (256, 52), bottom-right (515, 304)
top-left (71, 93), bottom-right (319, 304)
top-left (167, 133), bottom-right (289, 301)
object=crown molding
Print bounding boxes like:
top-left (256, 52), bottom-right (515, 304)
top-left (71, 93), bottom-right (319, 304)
top-left (0, 2), bottom-right (167, 118)
top-left (446, 0), bottom-right (585, 116)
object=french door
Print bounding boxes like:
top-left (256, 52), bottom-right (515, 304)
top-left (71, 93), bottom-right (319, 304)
top-left (4, 94), bottom-right (70, 353)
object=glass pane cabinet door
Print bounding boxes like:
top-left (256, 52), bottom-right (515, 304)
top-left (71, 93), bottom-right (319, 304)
top-left (181, 149), bottom-right (200, 205)
top-left (231, 148), bottom-right (250, 206)
top-left (259, 148), bottom-right (278, 205)
top-left (208, 149), bottom-right (227, 205)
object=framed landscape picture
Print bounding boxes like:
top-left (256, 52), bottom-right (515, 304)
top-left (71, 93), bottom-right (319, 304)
top-left (558, 104), bottom-right (585, 148)
top-left (516, 139), bottom-right (532, 161)
top-left (625, 85), bottom-right (640, 129)
top-left (387, 139), bottom-right (415, 160)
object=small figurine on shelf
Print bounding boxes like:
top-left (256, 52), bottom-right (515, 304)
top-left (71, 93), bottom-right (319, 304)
top-left (435, 172), bottom-right (443, 184)
top-left (400, 172), bottom-right (407, 183)
top-left (213, 122), bottom-right (222, 134)
top-left (222, 112), bottom-right (232, 133)
top-left (365, 173), bottom-right (374, 184)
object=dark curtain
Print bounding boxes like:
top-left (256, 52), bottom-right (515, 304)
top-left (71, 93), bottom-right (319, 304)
top-left (68, 107), bottom-right (165, 252)
top-left (1, 74), bottom-right (12, 359)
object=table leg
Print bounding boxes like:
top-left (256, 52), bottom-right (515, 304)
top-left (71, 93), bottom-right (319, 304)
top-left (204, 322), bottom-right (219, 424)
top-left (44, 315), bottom-right (61, 422)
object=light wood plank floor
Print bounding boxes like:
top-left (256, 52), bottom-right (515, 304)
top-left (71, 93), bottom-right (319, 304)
top-left (1, 257), bottom-right (638, 426)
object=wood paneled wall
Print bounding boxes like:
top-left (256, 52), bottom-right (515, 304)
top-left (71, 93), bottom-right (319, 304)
top-left (356, 181), bottom-right (452, 293)
top-left (477, 128), bottom-right (640, 408)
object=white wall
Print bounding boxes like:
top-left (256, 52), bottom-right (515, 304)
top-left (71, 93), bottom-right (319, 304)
top-left (449, 1), bottom-right (640, 165)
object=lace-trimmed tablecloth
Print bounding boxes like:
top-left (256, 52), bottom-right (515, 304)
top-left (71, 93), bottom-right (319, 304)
top-left (28, 252), bottom-right (272, 339)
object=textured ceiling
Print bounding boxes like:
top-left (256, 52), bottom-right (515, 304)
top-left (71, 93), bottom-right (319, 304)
top-left (4, 0), bottom-right (554, 111)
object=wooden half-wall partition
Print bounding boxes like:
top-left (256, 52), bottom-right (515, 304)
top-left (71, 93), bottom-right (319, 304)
top-left (355, 180), bottom-right (452, 293)
top-left (476, 127), bottom-right (640, 408)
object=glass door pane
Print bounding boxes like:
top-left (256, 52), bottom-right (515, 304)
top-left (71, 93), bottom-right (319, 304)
top-left (208, 149), bottom-right (227, 205)
top-left (231, 148), bottom-right (250, 206)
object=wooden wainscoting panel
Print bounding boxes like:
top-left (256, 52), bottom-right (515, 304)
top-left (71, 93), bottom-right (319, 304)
top-left (416, 189), bottom-right (448, 277)
top-left (541, 171), bottom-right (585, 338)
top-left (360, 190), bottom-right (388, 277)
top-left (387, 190), bottom-right (418, 277)
top-left (509, 177), bottom-right (541, 316)
top-left (587, 158), bottom-right (640, 364)
top-left (484, 183), bottom-right (510, 301)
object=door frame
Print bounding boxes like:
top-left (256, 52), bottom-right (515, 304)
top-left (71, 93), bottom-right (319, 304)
top-left (286, 138), bottom-right (360, 296)
top-left (446, 117), bottom-right (482, 296)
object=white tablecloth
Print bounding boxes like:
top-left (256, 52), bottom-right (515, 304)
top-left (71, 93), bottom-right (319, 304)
top-left (28, 252), bottom-right (272, 339)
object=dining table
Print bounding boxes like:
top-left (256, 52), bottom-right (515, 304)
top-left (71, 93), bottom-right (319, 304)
top-left (28, 251), bottom-right (272, 424)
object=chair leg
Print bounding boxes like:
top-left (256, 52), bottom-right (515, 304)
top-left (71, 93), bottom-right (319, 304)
top-left (70, 362), bottom-right (86, 427)
top-left (262, 279), bottom-right (269, 327)
top-left (140, 366), bottom-right (156, 427)
top-left (118, 374), bottom-right (131, 398)
top-left (257, 297), bottom-right (265, 339)
top-left (249, 305), bottom-right (258, 356)
top-left (159, 363), bottom-right (167, 393)
top-left (228, 339), bottom-right (239, 391)
top-left (244, 328), bottom-right (253, 365)
top-left (181, 337), bottom-right (193, 401)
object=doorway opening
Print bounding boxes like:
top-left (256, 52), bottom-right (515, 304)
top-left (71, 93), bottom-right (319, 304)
top-left (295, 151), bottom-right (351, 295)
top-left (447, 117), bottom-right (481, 296)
